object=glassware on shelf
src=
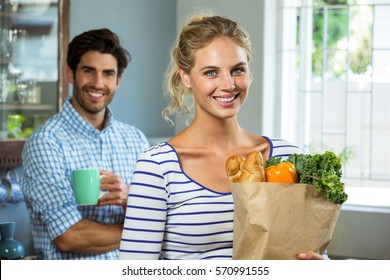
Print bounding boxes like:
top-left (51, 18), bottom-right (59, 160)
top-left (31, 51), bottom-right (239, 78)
top-left (0, 28), bottom-right (11, 57)
top-left (11, 29), bottom-right (27, 56)
top-left (0, 71), bottom-right (8, 103)
top-left (26, 79), bottom-right (40, 104)
top-left (14, 79), bottom-right (28, 104)
top-left (5, 72), bottom-right (20, 104)
top-left (0, 0), bottom-right (69, 167)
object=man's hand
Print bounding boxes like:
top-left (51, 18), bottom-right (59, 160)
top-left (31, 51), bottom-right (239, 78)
top-left (98, 170), bottom-right (129, 206)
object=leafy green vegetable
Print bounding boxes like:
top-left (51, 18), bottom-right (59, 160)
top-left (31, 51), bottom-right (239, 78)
top-left (264, 156), bottom-right (282, 168)
top-left (265, 151), bottom-right (348, 204)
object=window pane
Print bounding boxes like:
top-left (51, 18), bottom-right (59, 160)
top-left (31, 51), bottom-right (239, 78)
top-left (347, 76), bottom-right (372, 92)
top-left (312, 8), bottom-right (324, 77)
top-left (322, 135), bottom-right (347, 152)
top-left (373, 5), bottom-right (390, 48)
top-left (296, 8), bottom-right (301, 49)
top-left (308, 92), bottom-right (323, 144)
top-left (372, 50), bottom-right (390, 81)
top-left (349, 6), bottom-right (373, 75)
top-left (327, 8), bottom-right (348, 49)
top-left (372, 0), bottom-right (390, 4)
top-left (372, 83), bottom-right (390, 180)
top-left (345, 93), bottom-right (371, 178)
top-left (323, 80), bottom-right (347, 133)
top-left (326, 50), bottom-right (348, 77)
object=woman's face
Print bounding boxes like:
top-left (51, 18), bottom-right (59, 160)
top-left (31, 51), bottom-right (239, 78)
top-left (181, 37), bottom-right (250, 121)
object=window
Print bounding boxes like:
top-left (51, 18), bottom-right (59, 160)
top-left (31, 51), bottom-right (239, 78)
top-left (277, 0), bottom-right (390, 206)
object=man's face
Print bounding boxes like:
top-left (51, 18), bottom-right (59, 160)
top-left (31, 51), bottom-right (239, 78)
top-left (68, 51), bottom-right (121, 121)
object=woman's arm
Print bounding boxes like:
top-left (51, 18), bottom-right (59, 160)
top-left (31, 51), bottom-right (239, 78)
top-left (119, 152), bottom-right (168, 260)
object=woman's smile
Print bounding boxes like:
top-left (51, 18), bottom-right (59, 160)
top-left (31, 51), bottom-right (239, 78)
top-left (213, 93), bottom-right (239, 106)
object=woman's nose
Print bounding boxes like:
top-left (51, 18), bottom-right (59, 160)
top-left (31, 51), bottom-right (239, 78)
top-left (221, 73), bottom-right (235, 91)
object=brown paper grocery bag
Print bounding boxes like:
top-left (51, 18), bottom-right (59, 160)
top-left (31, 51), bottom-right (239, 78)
top-left (230, 182), bottom-right (341, 260)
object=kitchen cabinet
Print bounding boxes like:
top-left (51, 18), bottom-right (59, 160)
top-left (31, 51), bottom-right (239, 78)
top-left (0, 0), bottom-right (69, 168)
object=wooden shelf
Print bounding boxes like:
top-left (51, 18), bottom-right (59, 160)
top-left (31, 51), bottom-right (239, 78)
top-left (1, 103), bottom-right (55, 110)
top-left (0, 56), bottom-right (55, 66)
top-left (0, 140), bottom-right (25, 168)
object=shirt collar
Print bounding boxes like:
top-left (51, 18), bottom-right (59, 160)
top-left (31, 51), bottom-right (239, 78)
top-left (62, 98), bottom-right (114, 138)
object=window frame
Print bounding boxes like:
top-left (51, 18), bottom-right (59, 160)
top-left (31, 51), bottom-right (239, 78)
top-left (270, 0), bottom-right (390, 207)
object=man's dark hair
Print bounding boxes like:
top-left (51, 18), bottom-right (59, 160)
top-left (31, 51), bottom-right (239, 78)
top-left (67, 28), bottom-right (131, 77)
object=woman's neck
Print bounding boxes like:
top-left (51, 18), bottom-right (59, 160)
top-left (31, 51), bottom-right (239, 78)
top-left (173, 116), bottom-right (249, 149)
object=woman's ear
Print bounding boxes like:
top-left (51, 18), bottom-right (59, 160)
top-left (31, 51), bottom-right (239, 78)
top-left (178, 68), bottom-right (191, 89)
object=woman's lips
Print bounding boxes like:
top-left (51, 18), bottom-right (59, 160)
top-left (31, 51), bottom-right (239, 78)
top-left (215, 96), bottom-right (235, 102)
top-left (214, 94), bottom-right (239, 106)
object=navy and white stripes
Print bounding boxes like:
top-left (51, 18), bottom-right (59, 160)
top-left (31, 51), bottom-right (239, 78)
top-left (119, 139), bottom-right (301, 260)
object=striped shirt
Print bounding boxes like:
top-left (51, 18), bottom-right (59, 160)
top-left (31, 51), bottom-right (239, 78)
top-left (21, 98), bottom-right (150, 259)
top-left (119, 138), bottom-right (301, 260)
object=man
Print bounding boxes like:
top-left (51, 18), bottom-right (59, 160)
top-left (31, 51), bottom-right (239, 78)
top-left (21, 28), bottom-right (150, 259)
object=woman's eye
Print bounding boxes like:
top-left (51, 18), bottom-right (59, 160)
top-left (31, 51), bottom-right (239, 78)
top-left (205, 70), bottom-right (217, 77)
top-left (232, 68), bottom-right (244, 75)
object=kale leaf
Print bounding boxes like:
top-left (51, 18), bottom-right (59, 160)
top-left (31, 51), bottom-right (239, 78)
top-left (265, 151), bottom-right (348, 204)
top-left (264, 156), bottom-right (282, 168)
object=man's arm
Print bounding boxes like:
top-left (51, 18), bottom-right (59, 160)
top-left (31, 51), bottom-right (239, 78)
top-left (53, 219), bottom-right (123, 255)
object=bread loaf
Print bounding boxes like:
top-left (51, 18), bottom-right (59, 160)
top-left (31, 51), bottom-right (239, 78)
top-left (226, 151), bottom-right (265, 182)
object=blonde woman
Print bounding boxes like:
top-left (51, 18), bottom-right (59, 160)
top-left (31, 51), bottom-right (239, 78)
top-left (120, 13), bottom-right (323, 260)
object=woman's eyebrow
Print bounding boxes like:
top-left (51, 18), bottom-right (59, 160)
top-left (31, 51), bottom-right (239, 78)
top-left (199, 61), bottom-right (248, 72)
top-left (199, 65), bottom-right (218, 71)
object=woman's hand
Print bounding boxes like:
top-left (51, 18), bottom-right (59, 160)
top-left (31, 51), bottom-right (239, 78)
top-left (298, 250), bottom-right (326, 260)
top-left (98, 170), bottom-right (129, 206)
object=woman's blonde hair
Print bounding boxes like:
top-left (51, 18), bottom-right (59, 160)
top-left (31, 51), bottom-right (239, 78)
top-left (162, 12), bottom-right (252, 125)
